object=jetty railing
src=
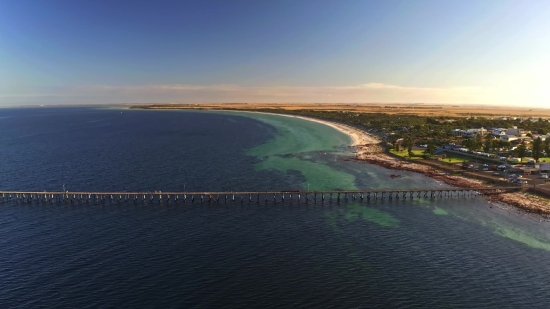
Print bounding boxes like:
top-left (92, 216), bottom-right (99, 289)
top-left (0, 187), bottom-right (521, 204)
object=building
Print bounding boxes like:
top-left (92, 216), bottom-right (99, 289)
top-left (452, 128), bottom-right (487, 138)
top-left (492, 128), bottom-right (507, 137)
top-left (501, 135), bottom-right (520, 142)
top-left (505, 126), bottom-right (523, 136)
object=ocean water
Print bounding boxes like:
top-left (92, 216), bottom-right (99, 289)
top-left (1, 107), bottom-right (550, 308)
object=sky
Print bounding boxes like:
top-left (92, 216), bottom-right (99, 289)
top-left (0, 0), bottom-right (549, 106)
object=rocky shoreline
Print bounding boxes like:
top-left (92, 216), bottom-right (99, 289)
top-left (357, 151), bottom-right (550, 216)
top-left (249, 111), bottom-right (550, 216)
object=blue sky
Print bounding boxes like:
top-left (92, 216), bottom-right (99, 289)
top-left (1, 0), bottom-right (549, 106)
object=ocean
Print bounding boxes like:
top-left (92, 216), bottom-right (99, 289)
top-left (1, 107), bottom-right (550, 308)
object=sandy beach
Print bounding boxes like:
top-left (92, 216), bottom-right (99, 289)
top-left (272, 114), bottom-right (380, 146)
top-left (231, 110), bottom-right (381, 147)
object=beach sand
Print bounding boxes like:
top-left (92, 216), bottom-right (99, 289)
top-left (272, 114), bottom-right (380, 146)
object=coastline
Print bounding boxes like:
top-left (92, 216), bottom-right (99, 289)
top-left (132, 106), bottom-right (550, 216)
top-left (238, 110), bottom-right (550, 216)
top-left (228, 110), bottom-right (381, 147)
top-left (273, 114), bottom-right (380, 147)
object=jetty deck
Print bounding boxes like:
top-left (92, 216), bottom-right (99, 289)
top-left (0, 187), bottom-right (521, 204)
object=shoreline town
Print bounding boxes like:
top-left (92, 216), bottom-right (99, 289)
top-left (300, 115), bottom-right (550, 216)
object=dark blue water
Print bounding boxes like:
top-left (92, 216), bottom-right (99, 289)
top-left (1, 107), bottom-right (550, 308)
top-left (0, 108), bottom-right (288, 192)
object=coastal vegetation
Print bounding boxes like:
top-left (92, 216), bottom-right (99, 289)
top-left (244, 109), bottom-right (550, 146)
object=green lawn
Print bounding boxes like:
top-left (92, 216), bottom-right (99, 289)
top-left (389, 149), bottom-right (424, 159)
top-left (440, 157), bottom-right (468, 164)
top-left (539, 157), bottom-right (550, 163)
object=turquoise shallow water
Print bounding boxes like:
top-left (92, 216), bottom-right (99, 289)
top-left (242, 112), bottom-right (356, 190)
top-left (236, 111), bottom-right (550, 253)
top-left (1, 107), bottom-right (550, 308)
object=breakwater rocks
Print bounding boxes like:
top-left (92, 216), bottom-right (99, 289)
top-left (354, 144), bottom-right (383, 157)
top-left (487, 193), bottom-right (550, 216)
top-left (361, 154), bottom-right (482, 187)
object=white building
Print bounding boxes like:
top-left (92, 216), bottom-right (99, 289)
top-left (501, 135), bottom-right (520, 142)
top-left (492, 128), bottom-right (507, 137)
top-left (452, 128), bottom-right (487, 138)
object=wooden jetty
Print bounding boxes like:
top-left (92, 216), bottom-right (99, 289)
top-left (0, 187), bottom-right (521, 204)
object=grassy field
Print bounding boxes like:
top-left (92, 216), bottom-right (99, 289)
top-left (440, 157), bottom-right (468, 163)
top-left (389, 149), bottom-right (424, 159)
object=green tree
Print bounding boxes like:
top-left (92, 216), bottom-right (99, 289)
top-left (501, 140), bottom-right (511, 153)
top-left (472, 134), bottom-right (483, 150)
top-left (402, 135), bottom-right (414, 158)
top-left (517, 141), bottom-right (527, 158)
top-left (483, 138), bottom-right (493, 153)
top-left (462, 138), bottom-right (472, 149)
top-left (544, 139), bottom-right (550, 157)
top-left (493, 139), bottom-right (502, 152)
top-left (532, 137), bottom-right (543, 161)
top-left (425, 142), bottom-right (436, 156)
